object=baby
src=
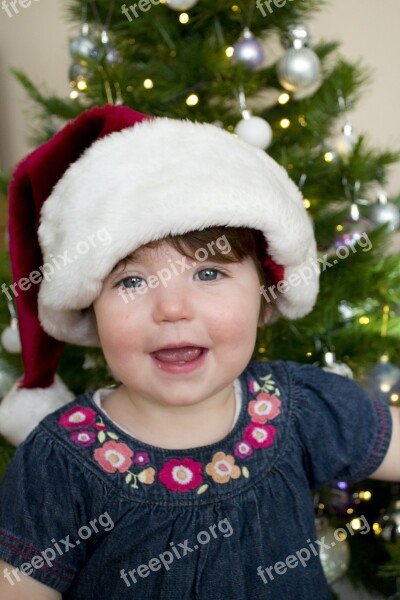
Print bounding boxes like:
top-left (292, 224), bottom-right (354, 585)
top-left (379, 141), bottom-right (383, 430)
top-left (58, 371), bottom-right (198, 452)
top-left (0, 105), bottom-right (398, 599)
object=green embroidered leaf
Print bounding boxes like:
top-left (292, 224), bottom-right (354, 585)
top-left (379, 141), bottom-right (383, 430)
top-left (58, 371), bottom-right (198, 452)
top-left (197, 484), bottom-right (209, 495)
top-left (107, 432), bottom-right (119, 440)
top-left (242, 467), bottom-right (250, 478)
top-left (97, 431), bottom-right (106, 443)
top-left (125, 473), bottom-right (133, 484)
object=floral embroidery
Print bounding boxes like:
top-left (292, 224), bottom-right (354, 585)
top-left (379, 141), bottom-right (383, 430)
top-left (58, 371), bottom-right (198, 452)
top-left (158, 458), bottom-right (203, 493)
top-left (58, 406), bottom-right (96, 429)
top-left (206, 452), bottom-right (241, 484)
top-left (94, 441), bottom-right (133, 474)
top-left (133, 452), bottom-right (150, 466)
top-left (248, 393), bottom-right (281, 424)
top-left (234, 440), bottom-right (253, 459)
top-left (57, 370), bottom-right (282, 495)
top-left (70, 429), bottom-right (96, 447)
top-left (244, 422), bottom-right (277, 449)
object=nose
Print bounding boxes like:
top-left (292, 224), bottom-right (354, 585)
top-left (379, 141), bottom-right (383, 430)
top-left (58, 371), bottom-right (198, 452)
top-left (152, 279), bottom-right (194, 324)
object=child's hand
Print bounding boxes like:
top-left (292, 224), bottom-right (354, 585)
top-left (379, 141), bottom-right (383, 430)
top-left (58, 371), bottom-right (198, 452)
top-left (0, 560), bottom-right (61, 599)
top-left (369, 407), bottom-right (400, 480)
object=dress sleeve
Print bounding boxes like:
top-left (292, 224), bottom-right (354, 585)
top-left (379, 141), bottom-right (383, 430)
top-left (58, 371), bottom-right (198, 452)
top-left (287, 361), bottom-right (393, 489)
top-left (0, 426), bottom-right (105, 593)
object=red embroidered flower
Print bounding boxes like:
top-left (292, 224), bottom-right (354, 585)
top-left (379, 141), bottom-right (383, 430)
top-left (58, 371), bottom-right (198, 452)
top-left (70, 429), bottom-right (96, 447)
top-left (94, 441), bottom-right (133, 473)
top-left (248, 393), bottom-right (281, 424)
top-left (58, 406), bottom-right (96, 429)
top-left (158, 458), bottom-right (203, 492)
top-left (234, 440), bottom-right (254, 459)
top-left (244, 422), bottom-right (277, 449)
top-left (94, 422), bottom-right (107, 431)
top-left (133, 452), bottom-right (150, 466)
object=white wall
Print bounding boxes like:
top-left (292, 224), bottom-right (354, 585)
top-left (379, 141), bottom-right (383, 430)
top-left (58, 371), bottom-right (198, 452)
top-left (0, 0), bottom-right (399, 196)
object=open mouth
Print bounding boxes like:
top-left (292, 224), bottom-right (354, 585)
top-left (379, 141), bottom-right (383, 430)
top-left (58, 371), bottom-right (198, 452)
top-left (150, 346), bottom-right (208, 373)
top-left (151, 346), bottom-right (205, 363)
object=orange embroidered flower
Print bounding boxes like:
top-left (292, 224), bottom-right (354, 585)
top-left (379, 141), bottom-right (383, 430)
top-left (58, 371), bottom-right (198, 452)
top-left (205, 452), bottom-right (241, 484)
top-left (94, 441), bottom-right (133, 474)
top-left (138, 467), bottom-right (156, 485)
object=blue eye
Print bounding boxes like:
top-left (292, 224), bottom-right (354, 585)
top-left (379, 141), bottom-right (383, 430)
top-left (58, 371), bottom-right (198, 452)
top-left (118, 276), bottom-right (146, 289)
top-left (196, 268), bottom-right (223, 282)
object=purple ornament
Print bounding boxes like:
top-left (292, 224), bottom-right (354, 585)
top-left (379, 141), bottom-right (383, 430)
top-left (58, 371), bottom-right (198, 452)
top-left (233, 28), bottom-right (265, 71)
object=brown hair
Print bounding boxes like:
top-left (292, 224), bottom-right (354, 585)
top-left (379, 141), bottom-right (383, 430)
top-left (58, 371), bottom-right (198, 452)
top-left (117, 226), bottom-right (273, 322)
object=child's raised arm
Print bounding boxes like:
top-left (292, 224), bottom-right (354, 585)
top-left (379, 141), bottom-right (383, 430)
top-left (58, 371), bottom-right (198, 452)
top-left (0, 560), bottom-right (61, 599)
top-left (369, 406), bottom-right (400, 480)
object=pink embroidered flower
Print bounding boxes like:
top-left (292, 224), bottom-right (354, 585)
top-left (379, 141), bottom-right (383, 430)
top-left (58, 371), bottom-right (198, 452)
top-left (58, 406), bottom-right (96, 429)
top-left (244, 422), bottom-right (277, 449)
top-left (158, 458), bottom-right (203, 492)
top-left (248, 379), bottom-right (259, 394)
top-left (234, 440), bottom-right (254, 459)
top-left (94, 441), bottom-right (133, 474)
top-left (133, 452), bottom-right (150, 466)
top-left (248, 393), bottom-right (281, 424)
top-left (205, 452), bottom-right (241, 484)
top-left (70, 429), bottom-right (96, 447)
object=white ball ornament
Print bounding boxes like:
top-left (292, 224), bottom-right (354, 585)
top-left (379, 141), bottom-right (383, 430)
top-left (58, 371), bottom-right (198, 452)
top-left (1, 319), bottom-right (21, 354)
top-left (166, 0), bottom-right (199, 11)
top-left (235, 116), bottom-right (272, 150)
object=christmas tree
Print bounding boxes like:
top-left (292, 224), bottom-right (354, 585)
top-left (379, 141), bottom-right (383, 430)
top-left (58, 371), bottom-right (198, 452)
top-left (1, 0), bottom-right (400, 595)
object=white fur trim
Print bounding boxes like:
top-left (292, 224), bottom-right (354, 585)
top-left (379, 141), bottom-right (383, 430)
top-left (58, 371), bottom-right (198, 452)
top-left (0, 376), bottom-right (74, 446)
top-left (37, 118), bottom-right (319, 344)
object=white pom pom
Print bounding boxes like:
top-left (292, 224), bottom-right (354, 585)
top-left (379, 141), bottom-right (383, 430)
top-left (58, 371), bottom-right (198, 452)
top-left (235, 116), bottom-right (272, 149)
top-left (0, 376), bottom-right (74, 446)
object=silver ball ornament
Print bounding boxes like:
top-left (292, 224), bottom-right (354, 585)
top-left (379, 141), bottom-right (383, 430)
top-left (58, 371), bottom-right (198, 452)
top-left (378, 500), bottom-right (400, 543)
top-left (369, 202), bottom-right (400, 232)
top-left (166, 0), bottom-right (198, 10)
top-left (233, 28), bottom-right (265, 71)
top-left (315, 517), bottom-right (351, 584)
top-left (69, 63), bottom-right (89, 83)
top-left (235, 115), bottom-right (272, 150)
top-left (69, 33), bottom-right (97, 62)
top-left (277, 47), bottom-right (320, 92)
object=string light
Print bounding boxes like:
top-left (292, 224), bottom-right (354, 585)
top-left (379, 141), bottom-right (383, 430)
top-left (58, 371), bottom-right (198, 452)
top-left (70, 90), bottom-right (79, 99)
top-left (324, 151), bottom-right (335, 163)
top-left (280, 118), bottom-right (290, 129)
top-left (303, 198), bottom-right (311, 209)
top-left (231, 4), bottom-right (240, 11)
top-left (359, 316), bottom-right (370, 325)
top-left (143, 79), bottom-right (154, 89)
top-left (179, 12), bottom-right (189, 23)
top-left (76, 78), bottom-right (88, 91)
top-left (278, 92), bottom-right (290, 104)
top-left (186, 93), bottom-right (199, 106)
top-left (225, 47), bottom-right (234, 58)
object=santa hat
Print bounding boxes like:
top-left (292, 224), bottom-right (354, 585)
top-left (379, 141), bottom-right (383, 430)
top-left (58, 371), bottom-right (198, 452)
top-left (0, 104), bottom-right (319, 446)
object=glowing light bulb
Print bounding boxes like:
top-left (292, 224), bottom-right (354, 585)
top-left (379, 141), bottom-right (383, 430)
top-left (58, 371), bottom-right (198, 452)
top-left (278, 93), bottom-right (290, 105)
top-left (143, 79), bottom-right (154, 89)
top-left (179, 12), bottom-right (189, 23)
top-left (280, 118), bottom-right (290, 129)
top-left (186, 94), bottom-right (199, 106)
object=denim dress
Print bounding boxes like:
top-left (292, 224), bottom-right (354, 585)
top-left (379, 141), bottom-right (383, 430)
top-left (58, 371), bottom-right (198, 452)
top-left (0, 360), bottom-right (392, 599)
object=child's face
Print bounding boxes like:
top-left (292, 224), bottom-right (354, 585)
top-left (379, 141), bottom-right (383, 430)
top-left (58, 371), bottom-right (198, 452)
top-left (92, 241), bottom-right (264, 408)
